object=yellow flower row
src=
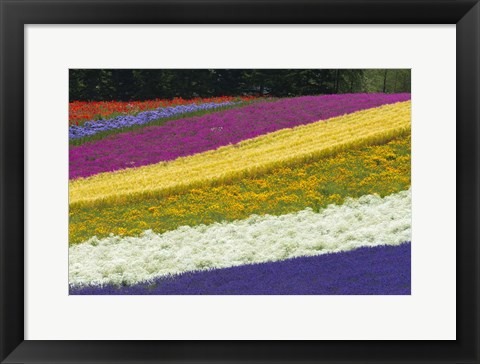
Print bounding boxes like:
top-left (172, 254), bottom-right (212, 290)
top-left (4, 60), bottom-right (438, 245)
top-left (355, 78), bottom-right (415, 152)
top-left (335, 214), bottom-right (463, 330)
top-left (69, 134), bottom-right (411, 244)
top-left (70, 101), bottom-right (411, 208)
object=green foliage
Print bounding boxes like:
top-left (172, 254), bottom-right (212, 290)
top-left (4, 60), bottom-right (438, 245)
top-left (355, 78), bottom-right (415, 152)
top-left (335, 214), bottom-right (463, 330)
top-left (362, 69), bottom-right (411, 93)
top-left (69, 69), bottom-right (411, 101)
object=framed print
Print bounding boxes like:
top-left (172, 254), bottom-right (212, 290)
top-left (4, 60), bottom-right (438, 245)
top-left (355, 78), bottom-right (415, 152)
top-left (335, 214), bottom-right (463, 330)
top-left (67, 70), bottom-right (412, 296)
top-left (1, 0), bottom-right (479, 363)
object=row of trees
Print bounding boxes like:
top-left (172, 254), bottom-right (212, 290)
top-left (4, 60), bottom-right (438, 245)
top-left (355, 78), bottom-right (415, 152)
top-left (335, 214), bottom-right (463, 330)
top-left (69, 69), bottom-right (411, 101)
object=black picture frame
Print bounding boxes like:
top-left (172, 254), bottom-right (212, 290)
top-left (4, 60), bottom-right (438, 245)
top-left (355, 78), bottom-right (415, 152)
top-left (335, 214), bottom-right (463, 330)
top-left (1, 0), bottom-right (479, 363)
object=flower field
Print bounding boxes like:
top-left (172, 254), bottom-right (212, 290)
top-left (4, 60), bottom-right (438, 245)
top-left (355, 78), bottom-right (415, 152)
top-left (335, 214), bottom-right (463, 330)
top-left (69, 93), bottom-right (411, 295)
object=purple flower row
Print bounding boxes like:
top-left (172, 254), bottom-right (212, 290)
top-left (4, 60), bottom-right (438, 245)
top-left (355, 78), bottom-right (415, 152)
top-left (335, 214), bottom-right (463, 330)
top-left (69, 101), bottom-right (237, 139)
top-left (69, 93), bottom-right (411, 179)
top-left (69, 242), bottom-right (411, 295)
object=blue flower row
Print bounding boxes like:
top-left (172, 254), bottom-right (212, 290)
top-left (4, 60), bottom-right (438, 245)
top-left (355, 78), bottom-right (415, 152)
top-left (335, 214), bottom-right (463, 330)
top-left (69, 101), bottom-right (237, 140)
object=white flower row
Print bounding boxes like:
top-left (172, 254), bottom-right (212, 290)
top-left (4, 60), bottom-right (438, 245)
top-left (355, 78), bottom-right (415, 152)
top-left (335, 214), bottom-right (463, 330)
top-left (69, 188), bottom-right (412, 287)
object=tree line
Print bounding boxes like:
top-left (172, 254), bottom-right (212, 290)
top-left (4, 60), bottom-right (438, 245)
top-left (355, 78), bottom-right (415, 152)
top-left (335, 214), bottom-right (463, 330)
top-left (69, 69), bottom-right (411, 101)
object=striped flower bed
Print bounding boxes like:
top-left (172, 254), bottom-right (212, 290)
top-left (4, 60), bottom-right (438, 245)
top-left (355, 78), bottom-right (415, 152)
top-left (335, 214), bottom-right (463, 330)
top-left (70, 189), bottom-right (410, 286)
top-left (70, 101), bottom-right (411, 206)
top-left (69, 93), bottom-right (410, 179)
top-left (69, 93), bottom-right (411, 295)
top-left (70, 243), bottom-right (411, 295)
top-left (69, 101), bottom-right (240, 140)
top-left (69, 96), bottom-right (258, 125)
top-left (69, 135), bottom-right (410, 245)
